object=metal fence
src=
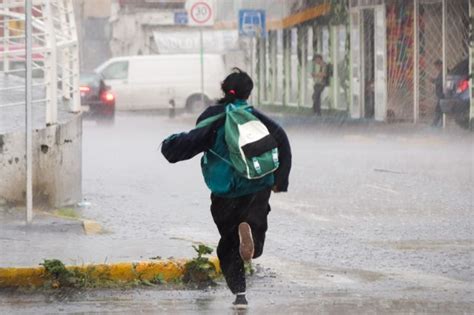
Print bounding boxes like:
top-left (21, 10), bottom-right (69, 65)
top-left (0, 0), bottom-right (80, 127)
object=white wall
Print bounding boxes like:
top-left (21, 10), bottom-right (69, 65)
top-left (0, 115), bottom-right (82, 207)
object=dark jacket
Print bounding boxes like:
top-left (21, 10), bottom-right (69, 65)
top-left (161, 103), bottom-right (292, 196)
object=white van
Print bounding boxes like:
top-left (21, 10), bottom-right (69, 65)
top-left (94, 54), bottom-right (226, 111)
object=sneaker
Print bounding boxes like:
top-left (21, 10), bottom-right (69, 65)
top-left (238, 222), bottom-right (254, 262)
top-left (232, 293), bottom-right (248, 309)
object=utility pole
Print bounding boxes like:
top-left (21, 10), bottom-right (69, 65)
top-left (25, 0), bottom-right (33, 223)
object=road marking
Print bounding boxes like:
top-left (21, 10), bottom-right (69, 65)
top-left (373, 168), bottom-right (406, 175)
top-left (364, 184), bottom-right (400, 195)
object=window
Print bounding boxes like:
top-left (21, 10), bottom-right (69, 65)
top-left (101, 61), bottom-right (129, 80)
top-left (80, 73), bottom-right (101, 89)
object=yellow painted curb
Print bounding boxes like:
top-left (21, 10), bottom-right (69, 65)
top-left (0, 267), bottom-right (45, 288)
top-left (0, 257), bottom-right (221, 288)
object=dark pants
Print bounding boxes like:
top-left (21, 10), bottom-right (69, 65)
top-left (210, 188), bottom-right (272, 294)
top-left (432, 99), bottom-right (443, 127)
top-left (312, 83), bottom-right (325, 115)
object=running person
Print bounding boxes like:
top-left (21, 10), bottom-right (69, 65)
top-left (161, 68), bottom-right (292, 309)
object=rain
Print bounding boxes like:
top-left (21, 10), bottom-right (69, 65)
top-left (0, 0), bottom-right (473, 313)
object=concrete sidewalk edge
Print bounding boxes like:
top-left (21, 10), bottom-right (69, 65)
top-left (0, 257), bottom-right (221, 288)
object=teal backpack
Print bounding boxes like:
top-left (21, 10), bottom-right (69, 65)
top-left (196, 103), bottom-right (279, 179)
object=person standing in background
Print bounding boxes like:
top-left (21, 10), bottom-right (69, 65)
top-left (431, 59), bottom-right (444, 127)
top-left (311, 54), bottom-right (328, 116)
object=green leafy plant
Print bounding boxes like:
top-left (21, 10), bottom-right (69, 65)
top-left (150, 273), bottom-right (167, 285)
top-left (182, 244), bottom-right (217, 285)
top-left (40, 259), bottom-right (117, 289)
top-left (40, 259), bottom-right (85, 288)
top-left (244, 262), bottom-right (255, 276)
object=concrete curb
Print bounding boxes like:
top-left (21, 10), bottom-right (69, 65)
top-left (37, 210), bottom-right (104, 235)
top-left (0, 257), bottom-right (221, 288)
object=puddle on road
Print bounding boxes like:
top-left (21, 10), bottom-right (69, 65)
top-left (259, 256), bottom-right (385, 288)
top-left (258, 255), bottom-right (470, 294)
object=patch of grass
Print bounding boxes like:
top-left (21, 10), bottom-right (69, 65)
top-left (38, 247), bottom-right (221, 291)
top-left (40, 259), bottom-right (121, 289)
top-left (54, 208), bottom-right (80, 219)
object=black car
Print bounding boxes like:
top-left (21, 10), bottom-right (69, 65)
top-left (80, 72), bottom-right (115, 119)
top-left (439, 58), bottom-right (470, 129)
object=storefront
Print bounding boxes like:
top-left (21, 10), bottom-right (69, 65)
top-left (255, 0), bottom-right (470, 127)
top-left (349, 0), bottom-right (386, 120)
top-left (349, 0), bottom-right (470, 123)
top-left (253, 2), bottom-right (350, 114)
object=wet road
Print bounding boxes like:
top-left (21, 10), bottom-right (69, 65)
top-left (1, 111), bottom-right (473, 313)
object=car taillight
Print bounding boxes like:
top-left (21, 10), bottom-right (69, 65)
top-left (80, 86), bottom-right (91, 93)
top-left (456, 79), bottom-right (469, 94)
top-left (101, 91), bottom-right (115, 104)
top-left (105, 93), bottom-right (115, 102)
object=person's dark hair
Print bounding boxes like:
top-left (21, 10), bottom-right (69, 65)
top-left (434, 59), bottom-right (442, 66)
top-left (218, 67), bottom-right (254, 105)
top-left (314, 54), bottom-right (323, 61)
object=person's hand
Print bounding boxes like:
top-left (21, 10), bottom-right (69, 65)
top-left (272, 185), bottom-right (280, 193)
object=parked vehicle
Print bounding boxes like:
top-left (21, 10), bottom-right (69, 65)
top-left (80, 72), bottom-right (115, 119)
top-left (94, 54), bottom-right (226, 112)
top-left (439, 58), bottom-right (470, 129)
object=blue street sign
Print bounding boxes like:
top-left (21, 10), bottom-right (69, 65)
top-left (239, 9), bottom-right (266, 38)
top-left (174, 12), bottom-right (188, 25)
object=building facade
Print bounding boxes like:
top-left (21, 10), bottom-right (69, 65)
top-left (253, 0), bottom-right (472, 128)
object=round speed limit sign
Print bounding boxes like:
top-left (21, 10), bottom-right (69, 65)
top-left (190, 1), bottom-right (212, 24)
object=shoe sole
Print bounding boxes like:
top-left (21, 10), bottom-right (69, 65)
top-left (232, 304), bottom-right (248, 310)
top-left (238, 222), bottom-right (254, 262)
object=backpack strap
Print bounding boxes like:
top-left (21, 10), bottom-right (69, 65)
top-left (195, 111), bottom-right (225, 129)
top-left (195, 102), bottom-right (249, 128)
top-left (226, 103), bottom-right (251, 113)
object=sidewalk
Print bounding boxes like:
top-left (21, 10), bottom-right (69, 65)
top-left (257, 104), bottom-right (472, 134)
top-left (0, 206), bottom-right (220, 288)
top-left (0, 206), bottom-right (200, 269)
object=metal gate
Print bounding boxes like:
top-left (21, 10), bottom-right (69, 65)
top-left (374, 5), bottom-right (387, 121)
top-left (414, 0), bottom-right (469, 123)
top-left (350, 1), bottom-right (387, 121)
top-left (350, 9), bottom-right (362, 118)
